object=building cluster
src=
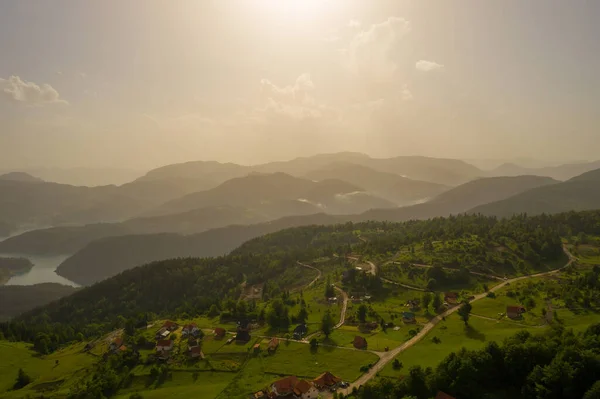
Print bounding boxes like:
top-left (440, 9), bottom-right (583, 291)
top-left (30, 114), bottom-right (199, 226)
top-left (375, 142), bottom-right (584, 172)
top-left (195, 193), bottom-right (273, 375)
top-left (254, 371), bottom-right (346, 399)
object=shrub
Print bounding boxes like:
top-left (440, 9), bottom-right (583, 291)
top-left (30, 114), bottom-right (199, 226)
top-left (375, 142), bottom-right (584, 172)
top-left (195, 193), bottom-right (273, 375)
top-left (487, 292), bottom-right (496, 298)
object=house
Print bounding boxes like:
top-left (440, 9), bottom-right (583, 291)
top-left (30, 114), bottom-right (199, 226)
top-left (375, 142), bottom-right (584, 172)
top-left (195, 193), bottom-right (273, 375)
top-left (109, 337), bottom-right (124, 352)
top-left (353, 336), bottom-right (367, 350)
top-left (189, 346), bottom-right (204, 359)
top-left (444, 292), bottom-right (459, 304)
top-left (293, 324), bottom-right (308, 340)
top-left (312, 371), bottom-right (341, 390)
top-left (155, 327), bottom-right (170, 340)
top-left (181, 323), bottom-right (199, 337)
top-left (435, 391), bottom-right (456, 399)
top-left (162, 320), bottom-right (179, 331)
top-left (402, 312), bottom-right (416, 324)
top-left (271, 376), bottom-right (318, 399)
top-left (268, 338), bottom-right (280, 352)
top-left (214, 327), bottom-right (226, 339)
top-left (156, 349), bottom-right (171, 360)
top-left (293, 379), bottom-right (319, 399)
top-left (118, 345), bottom-right (128, 352)
top-left (236, 324), bottom-right (251, 342)
top-left (253, 343), bottom-right (261, 353)
top-left (407, 299), bottom-right (420, 309)
top-left (271, 376), bottom-right (299, 397)
top-left (156, 339), bottom-right (174, 352)
top-left (187, 338), bottom-right (198, 350)
top-left (507, 305), bottom-right (526, 319)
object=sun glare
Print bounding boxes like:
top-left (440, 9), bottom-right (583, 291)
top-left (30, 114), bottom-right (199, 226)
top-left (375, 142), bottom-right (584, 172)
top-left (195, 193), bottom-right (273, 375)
top-left (254, 0), bottom-right (333, 22)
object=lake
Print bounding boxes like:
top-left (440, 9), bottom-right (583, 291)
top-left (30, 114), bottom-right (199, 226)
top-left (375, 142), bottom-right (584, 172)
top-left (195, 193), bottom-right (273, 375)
top-left (2, 253), bottom-right (79, 287)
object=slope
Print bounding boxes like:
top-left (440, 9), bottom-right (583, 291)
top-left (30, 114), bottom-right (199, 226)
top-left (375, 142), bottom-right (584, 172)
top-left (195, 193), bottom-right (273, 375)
top-left (55, 213), bottom-right (343, 285)
top-left (470, 168), bottom-right (600, 217)
top-left (305, 162), bottom-right (449, 205)
top-left (0, 283), bottom-right (79, 321)
top-left (490, 160), bottom-right (600, 181)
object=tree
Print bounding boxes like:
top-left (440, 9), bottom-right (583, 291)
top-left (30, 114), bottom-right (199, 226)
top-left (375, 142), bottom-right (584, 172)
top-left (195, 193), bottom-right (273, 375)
top-left (13, 368), bottom-right (31, 389)
top-left (310, 338), bottom-right (318, 349)
top-left (392, 359), bottom-right (403, 370)
top-left (426, 278), bottom-right (437, 291)
top-left (325, 276), bottom-right (335, 298)
top-left (432, 293), bottom-right (442, 311)
top-left (236, 300), bottom-right (248, 318)
top-left (297, 307), bottom-right (309, 325)
top-left (421, 292), bottom-right (432, 310)
top-left (321, 310), bottom-right (335, 338)
top-left (357, 304), bottom-right (368, 323)
top-left (207, 304), bottom-right (220, 318)
top-left (458, 300), bottom-right (472, 325)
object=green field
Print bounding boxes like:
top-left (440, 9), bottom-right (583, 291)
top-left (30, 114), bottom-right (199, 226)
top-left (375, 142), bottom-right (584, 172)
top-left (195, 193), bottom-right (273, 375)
top-left (379, 313), bottom-right (540, 378)
top-left (217, 341), bottom-right (379, 399)
top-left (114, 371), bottom-right (236, 399)
top-left (0, 341), bottom-right (97, 398)
top-left (320, 325), bottom-right (410, 352)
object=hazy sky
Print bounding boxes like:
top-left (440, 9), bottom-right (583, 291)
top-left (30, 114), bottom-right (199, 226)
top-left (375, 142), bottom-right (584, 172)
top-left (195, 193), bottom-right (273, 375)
top-left (1, 0), bottom-right (599, 169)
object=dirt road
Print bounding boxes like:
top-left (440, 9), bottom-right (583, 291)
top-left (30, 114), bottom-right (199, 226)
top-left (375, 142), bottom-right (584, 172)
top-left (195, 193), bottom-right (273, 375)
top-left (331, 246), bottom-right (575, 397)
top-left (296, 261), bottom-right (322, 288)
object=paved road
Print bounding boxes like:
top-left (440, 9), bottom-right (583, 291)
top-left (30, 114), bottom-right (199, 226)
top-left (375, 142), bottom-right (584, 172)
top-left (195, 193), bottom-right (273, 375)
top-left (330, 245), bottom-right (575, 397)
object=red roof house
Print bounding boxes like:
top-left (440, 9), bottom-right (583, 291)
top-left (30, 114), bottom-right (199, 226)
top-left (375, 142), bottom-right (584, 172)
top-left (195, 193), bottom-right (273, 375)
top-left (214, 327), bottom-right (226, 338)
top-left (507, 305), bottom-right (526, 319)
top-left (312, 371), bottom-right (342, 389)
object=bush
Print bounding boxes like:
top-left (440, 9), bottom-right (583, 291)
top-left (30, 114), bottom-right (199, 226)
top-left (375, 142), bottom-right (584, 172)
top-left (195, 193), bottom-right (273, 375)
top-left (310, 338), bottom-right (318, 349)
top-left (487, 292), bottom-right (496, 298)
top-left (392, 359), bottom-right (403, 370)
top-left (431, 336), bottom-right (441, 344)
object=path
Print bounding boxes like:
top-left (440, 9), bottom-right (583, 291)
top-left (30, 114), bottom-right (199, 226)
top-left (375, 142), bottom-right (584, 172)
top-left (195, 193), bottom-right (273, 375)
top-left (331, 245), bottom-right (576, 397)
top-left (296, 261), bottom-right (349, 340)
top-left (410, 263), bottom-right (505, 281)
top-left (296, 261), bottom-right (322, 288)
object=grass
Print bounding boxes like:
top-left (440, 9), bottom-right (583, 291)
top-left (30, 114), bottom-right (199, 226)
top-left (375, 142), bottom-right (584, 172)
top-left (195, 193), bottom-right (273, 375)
top-left (218, 341), bottom-right (379, 399)
top-left (0, 340), bottom-right (97, 398)
top-left (379, 313), bottom-right (541, 378)
top-left (320, 325), bottom-right (410, 352)
top-left (114, 371), bottom-right (236, 399)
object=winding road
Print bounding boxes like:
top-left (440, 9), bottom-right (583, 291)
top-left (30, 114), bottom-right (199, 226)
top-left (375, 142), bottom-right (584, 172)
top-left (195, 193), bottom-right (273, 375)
top-left (330, 245), bottom-right (576, 397)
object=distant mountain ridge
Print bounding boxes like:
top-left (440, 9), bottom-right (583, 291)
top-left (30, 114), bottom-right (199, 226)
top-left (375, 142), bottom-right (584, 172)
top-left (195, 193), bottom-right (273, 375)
top-left (489, 160), bottom-right (600, 181)
top-left (50, 174), bottom-right (558, 285)
top-left (0, 172), bottom-right (43, 183)
top-left (305, 162), bottom-right (449, 205)
top-left (471, 168), bottom-right (600, 217)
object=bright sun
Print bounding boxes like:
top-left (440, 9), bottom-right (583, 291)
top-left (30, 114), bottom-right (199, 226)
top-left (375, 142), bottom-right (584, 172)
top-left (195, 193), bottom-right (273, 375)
top-left (255, 0), bottom-right (333, 22)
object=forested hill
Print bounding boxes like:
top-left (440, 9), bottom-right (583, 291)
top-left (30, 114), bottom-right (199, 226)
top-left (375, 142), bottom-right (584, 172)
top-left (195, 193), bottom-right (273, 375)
top-left (55, 213), bottom-right (343, 285)
top-left (4, 210), bottom-right (600, 353)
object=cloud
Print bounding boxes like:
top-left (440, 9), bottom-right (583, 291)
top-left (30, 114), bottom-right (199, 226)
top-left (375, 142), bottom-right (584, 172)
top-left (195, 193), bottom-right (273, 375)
top-left (415, 60), bottom-right (444, 71)
top-left (343, 17), bottom-right (412, 82)
top-left (0, 75), bottom-right (67, 105)
top-left (348, 19), bottom-right (361, 28)
top-left (401, 85), bottom-right (413, 101)
top-left (253, 73), bottom-right (336, 123)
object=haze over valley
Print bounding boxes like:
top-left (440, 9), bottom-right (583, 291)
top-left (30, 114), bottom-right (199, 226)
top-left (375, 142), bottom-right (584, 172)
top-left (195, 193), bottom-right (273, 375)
top-left (2, 2), bottom-right (600, 399)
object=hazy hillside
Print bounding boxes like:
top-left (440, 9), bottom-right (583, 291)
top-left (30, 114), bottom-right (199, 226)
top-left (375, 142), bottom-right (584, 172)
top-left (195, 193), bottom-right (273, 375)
top-left (0, 172), bottom-right (44, 183)
top-left (0, 201), bottom-right (322, 255)
top-left (56, 213), bottom-right (342, 285)
top-left (471, 169), bottom-right (600, 217)
top-left (149, 172), bottom-right (390, 216)
top-left (305, 162), bottom-right (449, 205)
top-left (51, 175), bottom-right (558, 284)
top-left (490, 160), bottom-right (600, 181)
top-left (0, 283), bottom-right (78, 321)
top-left (360, 175), bottom-right (558, 222)
top-left (362, 156), bottom-right (482, 185)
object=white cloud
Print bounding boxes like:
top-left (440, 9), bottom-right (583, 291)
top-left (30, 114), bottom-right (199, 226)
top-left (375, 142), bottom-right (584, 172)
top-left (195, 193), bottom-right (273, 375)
top-left (0, 75), bottom-right (67, 105)
top-left (252, 74), bottom-right (337, 123)
top-left (401, 85), bottom-right (413, 101)
top-left (415, 60), bottom-right (444, 71)
top-left (343, 17), bottom-right (412, 83)
top-left (348, 19), bottom-right (361, 28)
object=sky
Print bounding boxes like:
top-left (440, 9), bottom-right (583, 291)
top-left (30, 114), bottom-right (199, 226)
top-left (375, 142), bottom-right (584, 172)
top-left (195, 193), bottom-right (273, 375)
top-left (1, 0), bottom-right (599, 169)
